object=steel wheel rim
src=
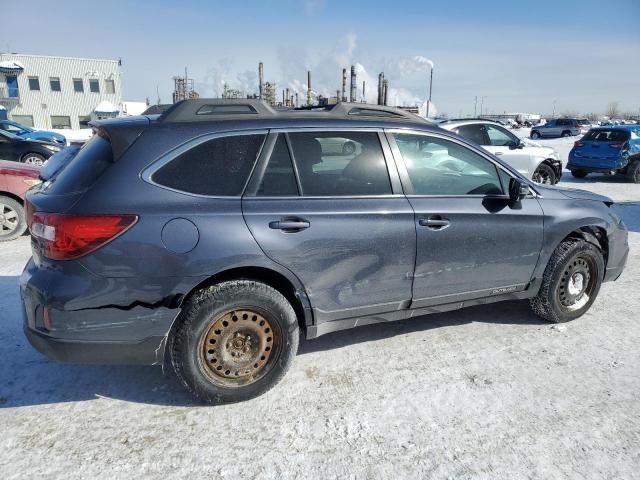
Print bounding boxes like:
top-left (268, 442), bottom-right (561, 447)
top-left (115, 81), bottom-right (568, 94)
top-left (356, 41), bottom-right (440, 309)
top-left (557, 256), bottom-right (596, 312)
top-left (0, 203), bottom-right (19, 235)
top-left (23, 156), bottom-right (43, 166)
top-left (198, 308), bottom-right (278, 387)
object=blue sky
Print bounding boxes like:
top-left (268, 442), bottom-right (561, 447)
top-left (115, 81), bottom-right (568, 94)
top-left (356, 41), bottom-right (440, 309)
top-left (3, 0), bottom-right (640, 116)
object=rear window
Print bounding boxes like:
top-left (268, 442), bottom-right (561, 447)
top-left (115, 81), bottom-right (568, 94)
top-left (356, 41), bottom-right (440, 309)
top-left (151, 134), bottom-right (266, 196)
top-left (42, 136), bottom-right (113, 194)
top-left (583, 129), bottom-right (630, 142)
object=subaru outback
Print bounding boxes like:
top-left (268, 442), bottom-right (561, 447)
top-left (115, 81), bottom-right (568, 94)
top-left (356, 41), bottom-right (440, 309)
top-left (20, 100), bottom-right (629, 404)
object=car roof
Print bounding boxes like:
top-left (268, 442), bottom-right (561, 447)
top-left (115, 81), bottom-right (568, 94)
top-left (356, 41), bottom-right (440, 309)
top-left (438, 119), bottom-right (506, 129)
top-left (590, 125), bottom-right (640, 131)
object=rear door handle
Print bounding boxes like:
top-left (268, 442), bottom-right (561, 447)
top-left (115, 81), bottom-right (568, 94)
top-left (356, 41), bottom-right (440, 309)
top-left (269, 218), bottom-right (310, 232)
top-left (419, 216), bottom-right (450, 230)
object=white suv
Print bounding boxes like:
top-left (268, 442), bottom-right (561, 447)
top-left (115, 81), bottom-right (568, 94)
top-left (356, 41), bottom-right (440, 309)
top-left (440, 119), bottom-right (562, 184)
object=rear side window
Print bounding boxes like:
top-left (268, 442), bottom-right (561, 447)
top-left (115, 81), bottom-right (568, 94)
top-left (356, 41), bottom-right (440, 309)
top-left (152, 134), bottom-right (266, 196)
top-left (43, 136), bottom-right (113, 194)
top-left (288, 131), bottom-right (392, 196)
top-left (583, 129), bottom-right (630, 142)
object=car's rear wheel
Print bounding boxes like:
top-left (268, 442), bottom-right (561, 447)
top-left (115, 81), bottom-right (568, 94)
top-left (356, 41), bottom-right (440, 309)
top-left (571, 169), bottom-right (588, 179)
top-left (627, 160), bottom-right (640, 183)
top-left (21, 153), bottom-right (46, 166)
top-left (170, 280), bottom-right (299, 404)
top-left (530, 238), bottom-right (604, 323)
top-left (532, 163), bottom-right (556, 185)
top-left (0, 196), bottom-right (27, 242)
top-left (531, 131), bottom-right (541, 139)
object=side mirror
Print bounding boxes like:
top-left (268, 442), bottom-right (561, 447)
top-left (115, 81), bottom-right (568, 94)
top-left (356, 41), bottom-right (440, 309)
top-left (509, 178), bottom-right (530, 202)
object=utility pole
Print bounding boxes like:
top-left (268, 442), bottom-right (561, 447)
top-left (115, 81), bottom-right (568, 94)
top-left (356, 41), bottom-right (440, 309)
top-left (474, 96), bottom-right (478, 117)
top-left (426, 65), bottom-right (434, 118)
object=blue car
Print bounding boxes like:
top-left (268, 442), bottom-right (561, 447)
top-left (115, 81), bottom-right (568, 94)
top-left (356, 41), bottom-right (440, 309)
top-left (568, 125), bottom-right (640, 183)
top-left (0, 120), bottom-right (66, 146)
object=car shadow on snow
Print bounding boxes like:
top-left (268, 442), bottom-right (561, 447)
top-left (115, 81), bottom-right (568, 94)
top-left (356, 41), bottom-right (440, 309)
top-left (560, 172), bottom-right (632, 185)
top-left (1, 270), bottom-right (544, 408)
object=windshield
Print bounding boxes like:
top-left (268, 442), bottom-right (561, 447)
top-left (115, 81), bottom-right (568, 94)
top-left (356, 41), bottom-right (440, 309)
top-left (2, 121), bottom-right (31, 134)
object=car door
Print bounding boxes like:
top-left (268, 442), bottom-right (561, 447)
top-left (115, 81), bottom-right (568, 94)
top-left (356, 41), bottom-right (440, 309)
top-left (482, 124), bottom-right (534, 177)
top-left (0, 131), bottom-right (18, 161)
top-left (242, 130), bottom-right (416, 324)
top-left (387, 130), bottom-right (544, 308)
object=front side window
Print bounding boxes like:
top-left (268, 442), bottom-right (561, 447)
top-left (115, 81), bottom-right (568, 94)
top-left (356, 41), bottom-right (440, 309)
top-left (393, 133), bottom-right (503, 196)
top-left (257, 134), bottom-right (298, 196)
top-left (49, 77), bottom-right (61, 92)
top-left (456, 124), bottom-right (489, 145)
top-left (89, 79), bottom-right (100, 93)
top-left (50, 116), bottom-right (71, 129)
top-left (73, 78), bottom-right (84, 93)
top-left (28, 77), bottom-right (40, 91)
top-left (288, 131), bottom-right (391, 196)
top-left (485, 124), bottom-right (518, 147)
top-left (105, 79), bottom-right (115, 94)
top-left (151, 134), bottom-right (266, 196)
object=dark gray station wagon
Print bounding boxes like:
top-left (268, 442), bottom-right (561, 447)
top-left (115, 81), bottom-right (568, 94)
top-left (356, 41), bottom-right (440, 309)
top-left (20, 100), bottom-right (629, 404)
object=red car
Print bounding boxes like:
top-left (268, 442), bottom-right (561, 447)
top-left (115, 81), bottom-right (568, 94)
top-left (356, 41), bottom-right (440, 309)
top-left (0, 160), bottom-right (40, 241)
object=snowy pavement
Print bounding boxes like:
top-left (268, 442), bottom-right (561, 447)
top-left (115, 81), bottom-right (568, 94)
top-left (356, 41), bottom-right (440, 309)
top-left (1, 179), bottom-right (639, 479)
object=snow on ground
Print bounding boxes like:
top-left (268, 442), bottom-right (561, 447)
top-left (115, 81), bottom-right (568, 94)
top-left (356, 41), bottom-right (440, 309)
top-left (0, 175), bottom-right (639, 479)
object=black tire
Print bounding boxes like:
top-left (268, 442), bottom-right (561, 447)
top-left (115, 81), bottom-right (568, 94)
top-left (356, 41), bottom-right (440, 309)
top-left (532, 163), bottom-right (556, 185)
top-left (627, 160), bottom-right (640, 183)
top-left (170, 280), bottom-right (299, 404)
top-left (0, 195), bottom-right (27, 242)
top-left (531, 131), bottom-right (541, 139)
top-left (571, 169), bottom-right (588, 179)
top-left (21, 153), bottom-right (46, 166)
top-left (530, 239), bottom-right (604, 323)
top-left (561, 131), bottom-right (571, 138)
top-left (342, 141), bottom-right (356, 155)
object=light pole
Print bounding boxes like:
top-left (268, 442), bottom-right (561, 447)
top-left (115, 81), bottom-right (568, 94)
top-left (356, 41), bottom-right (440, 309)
top-left (552, 99), bottom-right (557, 118)
top-left (426, 63), bottom-right (434, 118)
top-left (480, 96), bottom-right (486, 116)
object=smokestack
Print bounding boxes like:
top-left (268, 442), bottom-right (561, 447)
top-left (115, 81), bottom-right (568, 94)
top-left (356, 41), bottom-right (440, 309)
top-left (362, 80), bottom-right (366, 103)
top-left (341, 68), bottom-right (347, 103)
top-left (258, 62), bottom-right (264, 100)
top-left (295, 92), bottom-right (299, 108)
top-left (307, 70), bottom-right (312, 106)
top-left (350, 65), bottom-right (356, 103)
top-left (282, 89), bottom-right (285, 106)
top-left (382, 79), bottom-right (389, 106)
top-left (377, 72), bottom-right (384, 105)
top-left (285, 87), bottom-right (290, 107)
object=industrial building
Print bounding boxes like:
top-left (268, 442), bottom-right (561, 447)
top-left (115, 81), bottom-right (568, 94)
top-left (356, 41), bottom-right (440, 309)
top-left (0, 53), bottom-right (122, 130)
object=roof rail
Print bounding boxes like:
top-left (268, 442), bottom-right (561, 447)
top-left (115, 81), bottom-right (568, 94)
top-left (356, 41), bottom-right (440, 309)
top-left (159, 98), bottom-right (277, 122)
top-left (158, 99), bottom-right (427, 123)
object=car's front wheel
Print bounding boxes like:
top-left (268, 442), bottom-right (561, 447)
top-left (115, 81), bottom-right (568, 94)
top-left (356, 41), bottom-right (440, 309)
top-left (21, 153), bottom-right (46, 166)
top-left (530, 238), bottom-right (604, 323)
top-left (170, 280), bottom-right (299, 404)
top-left (0, 196), bottom-right (27, 241)
top-left (532, 163), bottom-right (556, 185)
top-left (531, 131), bottom-right (541, 139)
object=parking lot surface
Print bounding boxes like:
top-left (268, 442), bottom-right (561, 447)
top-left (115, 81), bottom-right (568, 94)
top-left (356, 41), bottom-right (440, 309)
top-left (1, 140), bottom-right (638, 478)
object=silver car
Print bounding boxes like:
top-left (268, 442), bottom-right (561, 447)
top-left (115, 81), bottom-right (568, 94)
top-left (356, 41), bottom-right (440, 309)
top-left (441, 119), bottom-right (562, 184)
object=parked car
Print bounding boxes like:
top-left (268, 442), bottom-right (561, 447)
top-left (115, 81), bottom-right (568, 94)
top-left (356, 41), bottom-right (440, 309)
top-left (531, 118), bottom-right (583, 138)
top-left (0, 120), bottom-right (66, 145)
top-left (441, 119), bottom-right (562, 184)
top-left (0, 130), bottom-right (63, 166)
top-left (568, 126), bottom-right (640, 182)
top-left (0, 160), bottom-right (40, 241)
top-left (21, 100), bottom-right (629, 404)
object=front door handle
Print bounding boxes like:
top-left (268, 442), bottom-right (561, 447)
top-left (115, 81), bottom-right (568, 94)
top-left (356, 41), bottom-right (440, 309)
top-left (269, 218), bottom-right (310, 232)
top-left (494, 151), bottom-right (504, 155)
top-left (419, 216), bottom-right (450, 230)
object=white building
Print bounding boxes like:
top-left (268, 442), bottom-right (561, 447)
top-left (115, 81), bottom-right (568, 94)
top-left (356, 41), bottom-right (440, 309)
top-left (0, 53), bottom-right (122, 130)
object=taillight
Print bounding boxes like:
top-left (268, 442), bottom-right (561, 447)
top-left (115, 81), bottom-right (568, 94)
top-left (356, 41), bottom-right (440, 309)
top-left (29, 213), bottom-right (137, 260)
top-left (574, 141), bottom-right (584, 147)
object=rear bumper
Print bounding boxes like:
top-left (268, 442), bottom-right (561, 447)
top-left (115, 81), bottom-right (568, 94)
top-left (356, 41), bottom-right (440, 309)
top-left (567, 164), bottom-right (620, 174)
top-left (20, 257), bottom-right (181, 365)
top-left (24, 325), bottom-right (166, 365)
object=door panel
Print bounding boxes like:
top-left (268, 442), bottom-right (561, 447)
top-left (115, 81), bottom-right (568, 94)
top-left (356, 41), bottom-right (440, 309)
top-left (407, 196), bottom-right (543, 306)
top-left (243, 197), bottom-right (416, 321)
